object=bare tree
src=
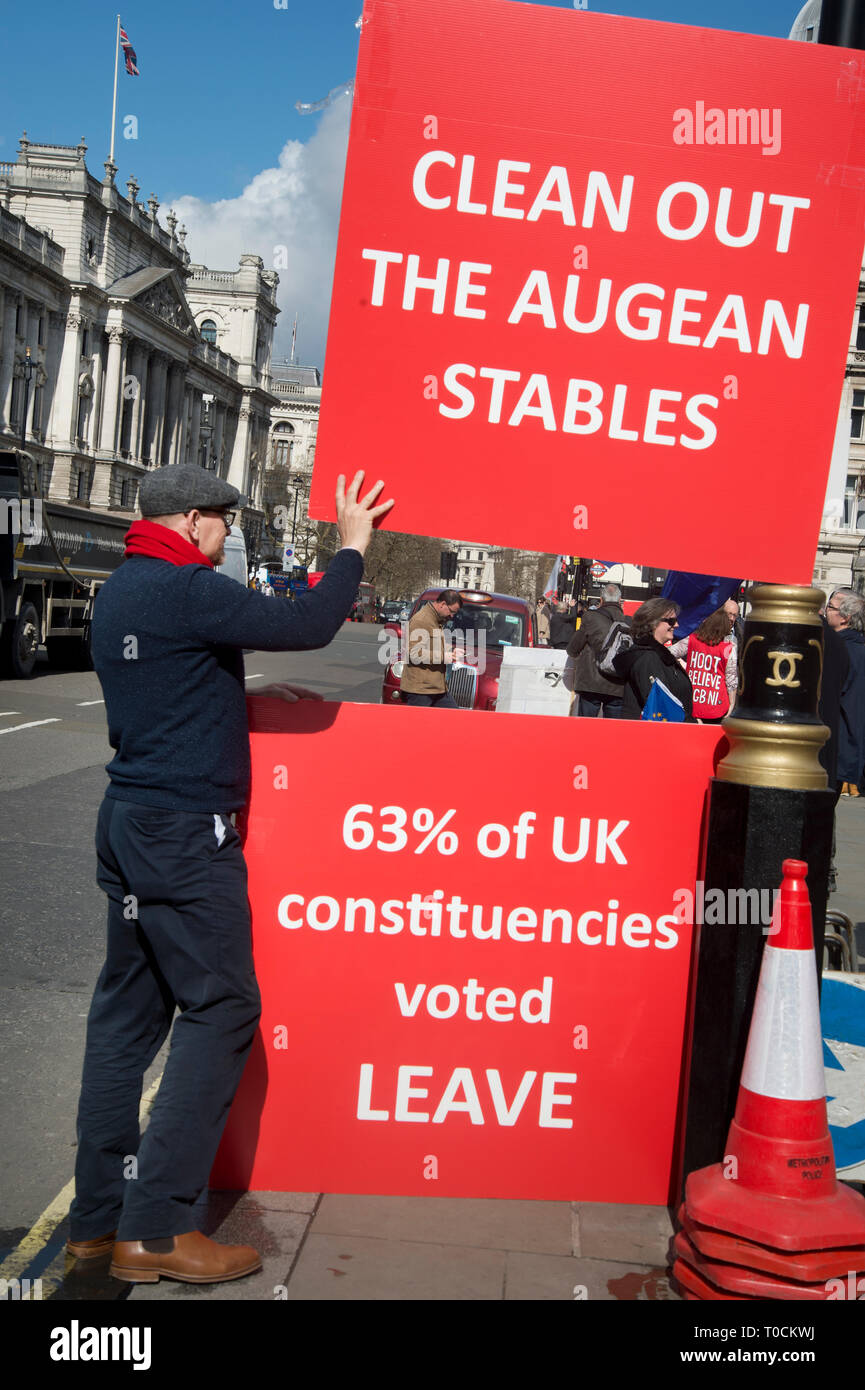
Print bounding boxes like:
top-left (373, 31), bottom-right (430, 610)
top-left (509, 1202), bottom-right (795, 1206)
top-left (362, 530), bottom-right (447, 598)
top-left (494, 547), bottom-right (550, 601)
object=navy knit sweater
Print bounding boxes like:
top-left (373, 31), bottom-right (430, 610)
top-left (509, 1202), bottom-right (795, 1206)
top-left (92, 547), bottom-right (363, 813)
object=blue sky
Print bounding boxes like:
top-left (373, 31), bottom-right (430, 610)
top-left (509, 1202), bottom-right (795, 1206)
top-left (0, 0), bottom-right (811, 364)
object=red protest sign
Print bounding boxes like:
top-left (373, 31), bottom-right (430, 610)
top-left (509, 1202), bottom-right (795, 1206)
top-left (309, 0), bottom-right (865, 583)
top-left (212, 702), bottom-right (725, 1203)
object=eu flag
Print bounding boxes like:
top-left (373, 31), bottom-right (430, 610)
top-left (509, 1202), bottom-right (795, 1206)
top-left (660, 571), bottom-right (740, 639)
top-left (641, 678), bottom-right (686, 723)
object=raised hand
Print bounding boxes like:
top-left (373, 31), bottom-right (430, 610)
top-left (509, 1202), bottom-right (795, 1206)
top-left (335, 471), bottom-right (394, 556)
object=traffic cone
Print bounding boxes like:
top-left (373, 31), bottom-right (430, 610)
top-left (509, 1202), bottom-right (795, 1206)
top-left (677, 1203), bottom-right (864, 1281)
top-left (685, 859), bottom-right (865, 1255)
top-left (672, 1231), bottom-right (861, 1301)
top-left (672, 1259), bottom-right (756, 1301)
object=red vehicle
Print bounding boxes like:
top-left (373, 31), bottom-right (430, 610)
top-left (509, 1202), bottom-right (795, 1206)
top-left (381, 589), bottom-right (538, 710)
top-left (349, 580), bottom-right (377, 622)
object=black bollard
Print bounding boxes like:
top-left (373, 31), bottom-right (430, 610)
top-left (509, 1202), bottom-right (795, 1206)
top-left (680, 585), bottom-right (837, 1183)
top-left (818, 0), bottom-right (865, 49)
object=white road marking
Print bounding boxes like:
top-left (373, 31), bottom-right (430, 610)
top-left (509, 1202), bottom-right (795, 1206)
top-left (0, 718), bottom-right (61, 736)
top-left (0, 711), bottom-right (22, 716)
top-left (244, 673), bottom-right (264, 680)
top-left (0, 1074), bottom-right (164, 1293)
top-left (76, 699), bottom-right (104, 706)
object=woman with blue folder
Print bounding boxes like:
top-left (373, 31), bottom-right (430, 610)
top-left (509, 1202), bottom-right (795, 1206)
top-left (613, 598), bottom-right (694, 721)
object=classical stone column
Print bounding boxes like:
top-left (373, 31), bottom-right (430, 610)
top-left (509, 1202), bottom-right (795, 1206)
top-left (213, 402), bottom-right (226, 475)
top-left (228, 402), bottom-right (252, 494)
top-left (190, 391), bottom-right (202, 467)
top-left (131, 348), bottom-right (150, 463)
top-left (179, 386), bottom-right (192, 464)
top-left (89, 340), bottom-right (105, 453)
top-left (165, 365), bottom-right (185, 464)
top-left (123, 342), bottom-right (143, 459)
top-left (150, 354), bottom-right (169, 466)
top-left (40, 311), bottom-right (65, 445)
top-left (140, 354), bottom-right (159, 464)
top-left (98, 326), bottom-right (126, 456)
top-left (48, 310), bottom-right (83, 450)
top-left (0, 289), bottom-right (16, 430)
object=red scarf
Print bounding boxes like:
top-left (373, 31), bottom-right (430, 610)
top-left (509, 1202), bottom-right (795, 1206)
top-left (124, 519), bottom-right (214, 569)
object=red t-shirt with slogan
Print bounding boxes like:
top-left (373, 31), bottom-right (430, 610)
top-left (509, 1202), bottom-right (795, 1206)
top-left (685, 635), bottom-right (733, 719)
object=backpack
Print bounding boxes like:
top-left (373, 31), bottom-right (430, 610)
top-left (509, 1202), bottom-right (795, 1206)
top-left (596, 615), bottom-right (633, 675)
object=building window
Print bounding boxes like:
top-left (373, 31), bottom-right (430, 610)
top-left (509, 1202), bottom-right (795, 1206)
top-left (857, 307), bottom-right (865, 351)
top-left (121, 478), bottom-right (137, 509)
top-left (81, 326), bottom-right (89, 358)
top-left (15, 302), bottom-right (23, 335)
top-left (271, 423), bottom-right (294, 468)
top-left (852, 391), bottom-right (865, 440)
top-left (200, 319), bottom-right (218, 345)
top-left (845, 474), bottom-right (865, 529)
top-left (77, 393), bottom-right (91, 443)
top-left (76, 468), bottom-right (92, 502)
top-left (806, 25), bottom-right (814, 41)
top-left (10, 374), bottom-right (24, 427)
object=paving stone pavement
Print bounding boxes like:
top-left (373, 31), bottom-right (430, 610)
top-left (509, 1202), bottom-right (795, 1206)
top-left (125, 1194), bottom-right (679, 1302)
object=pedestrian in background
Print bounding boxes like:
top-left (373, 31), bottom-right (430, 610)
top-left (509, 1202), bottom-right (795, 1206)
top-left (613, 597), bottom-right (693, 720)
top-left (399, 589), bottom-right (463, 708)
top-left (567, 583), bottom-right (629, 718)
top-left (670, 604), bottom-right (737, 723)
top-left (536, 597), bottom-right (551, 646)
top-left (825, 590), bottom-right (865, 796)
top-left (548, 596), bottom-right (578, 650)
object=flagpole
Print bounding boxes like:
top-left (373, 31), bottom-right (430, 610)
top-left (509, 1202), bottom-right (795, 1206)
top-left (109, 15), bottom-right (121, 165)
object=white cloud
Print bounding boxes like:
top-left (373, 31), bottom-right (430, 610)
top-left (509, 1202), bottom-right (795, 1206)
top-left (171, 97), bottom-right (351, 370)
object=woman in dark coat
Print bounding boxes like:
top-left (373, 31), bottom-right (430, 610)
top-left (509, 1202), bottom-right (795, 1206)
top-left (613, 597), bottom-right (694, 720)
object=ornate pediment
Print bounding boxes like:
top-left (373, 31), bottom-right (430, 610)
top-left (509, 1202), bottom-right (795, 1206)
top-left (108, 267), bottom-right (198, 338)
top-left (137, 280), bottom-right (196, 336)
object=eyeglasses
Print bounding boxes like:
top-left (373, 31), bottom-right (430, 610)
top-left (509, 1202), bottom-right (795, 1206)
top-left (198, 508), bottom-right (235, 528)
top-left (661, 616), bottom-right (677, 626)
top-left (826, 603), bottom-right (842, 613)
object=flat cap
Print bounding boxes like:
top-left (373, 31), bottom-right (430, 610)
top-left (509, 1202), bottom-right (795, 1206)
top-left (138, 464), bottom-right (247, 518)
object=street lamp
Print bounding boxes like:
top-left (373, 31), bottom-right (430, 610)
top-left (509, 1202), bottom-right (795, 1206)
top-left (20, 346), bottom-right (34, 449)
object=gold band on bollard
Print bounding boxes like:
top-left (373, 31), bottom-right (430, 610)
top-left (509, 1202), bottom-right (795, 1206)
top-left (744, 584), bottom-right (826, 631)
top-left (716, 584), bottom-right (829, 791)
top-left (715, 718), bottom-right (829, 790)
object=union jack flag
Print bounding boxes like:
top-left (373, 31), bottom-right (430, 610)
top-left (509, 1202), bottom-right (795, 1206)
top-left (120, 26), bottom-right (139, 76)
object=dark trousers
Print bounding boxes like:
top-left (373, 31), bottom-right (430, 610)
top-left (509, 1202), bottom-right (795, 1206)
top-left (401, 691), bottom-right (458, 708)
top-left (575, 692), bottom-right (623, 718)
top-left (69, 798), bottom-right (261, 1242)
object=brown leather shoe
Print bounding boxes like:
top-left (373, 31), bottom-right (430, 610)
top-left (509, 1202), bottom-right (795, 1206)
top-left (109, 1231), bottom-right (262, 1284)
top-left (67, 1232), bottom-right (117, 1259)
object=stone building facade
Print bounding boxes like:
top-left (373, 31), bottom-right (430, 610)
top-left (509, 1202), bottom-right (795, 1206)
top-left (264, 361), bottom-right (321, 567)
top-left (0, 134), bottom-right (278, 563)
top-left (454, 542), bottom-right (497, 592)
top-left (790, 2), bottom-right (865, 593)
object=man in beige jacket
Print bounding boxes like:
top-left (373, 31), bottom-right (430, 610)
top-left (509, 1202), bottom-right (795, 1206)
top-left (400, 590), bottom-right (463, 707)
